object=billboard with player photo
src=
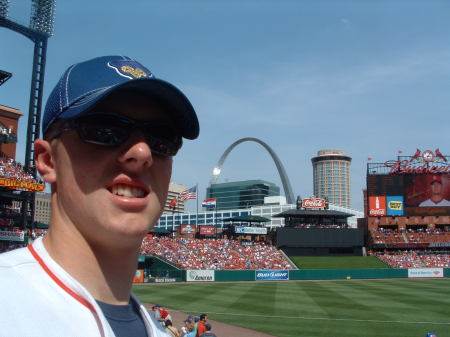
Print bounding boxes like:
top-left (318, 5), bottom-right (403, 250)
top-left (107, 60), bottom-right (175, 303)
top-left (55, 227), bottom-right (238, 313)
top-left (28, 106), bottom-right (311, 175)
top-left (404, 174), bottom-right (450, 207)
top-left (367, 173), bottom-right (450, 216)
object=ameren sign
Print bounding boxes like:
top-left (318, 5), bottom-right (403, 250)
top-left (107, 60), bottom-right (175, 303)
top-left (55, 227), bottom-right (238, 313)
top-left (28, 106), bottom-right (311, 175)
top-left (186, 270), bottom-right (214, 282)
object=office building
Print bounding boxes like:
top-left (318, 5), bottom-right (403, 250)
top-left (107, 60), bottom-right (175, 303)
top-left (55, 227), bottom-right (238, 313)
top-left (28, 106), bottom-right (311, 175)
top-left (34, 192), bottom-right (51, 225)
top-left (312, 149), bottom-right (351, 208)
top-left (206, 179), bottom-right (280, 210)
top-left (163, 182), bottom-right (187, 214)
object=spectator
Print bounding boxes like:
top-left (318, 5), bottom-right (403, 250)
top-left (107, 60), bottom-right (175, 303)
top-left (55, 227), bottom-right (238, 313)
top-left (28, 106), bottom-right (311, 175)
top-left (196, 314), bottom-right (208, 337)
top-left (199, 323), bottom-right (217, 337)
top-left (165, 320), bottom-right (181, 337)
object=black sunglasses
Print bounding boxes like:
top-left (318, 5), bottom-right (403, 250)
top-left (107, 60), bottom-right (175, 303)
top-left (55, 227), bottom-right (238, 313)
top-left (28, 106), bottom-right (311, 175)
top-left (47, 112), bottom-right (183, 157)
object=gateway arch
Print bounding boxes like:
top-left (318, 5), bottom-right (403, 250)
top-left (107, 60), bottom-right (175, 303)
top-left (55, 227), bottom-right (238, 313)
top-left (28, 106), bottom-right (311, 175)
top-left (209, 137), bottom-right (295, 204)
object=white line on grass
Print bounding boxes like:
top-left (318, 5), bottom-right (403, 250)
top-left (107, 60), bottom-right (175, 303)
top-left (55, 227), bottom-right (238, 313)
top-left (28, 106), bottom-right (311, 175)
top-left (194, 311), bottom-right (450, 326)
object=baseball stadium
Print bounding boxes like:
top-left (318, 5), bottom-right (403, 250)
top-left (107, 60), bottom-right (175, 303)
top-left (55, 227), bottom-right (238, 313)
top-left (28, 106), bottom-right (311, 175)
top-left (1, 2), bottom-right (450, 337)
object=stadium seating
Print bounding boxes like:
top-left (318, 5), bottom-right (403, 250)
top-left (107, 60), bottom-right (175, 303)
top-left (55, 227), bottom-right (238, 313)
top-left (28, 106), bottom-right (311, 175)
top-left (141, 237), bottom-right (293, 270)
top-left (0, 156), bottom-right (43, 186)
top-left (374, 251), bottom-right (450, 268)
top-left (370, 228), bottom-right (450, 245)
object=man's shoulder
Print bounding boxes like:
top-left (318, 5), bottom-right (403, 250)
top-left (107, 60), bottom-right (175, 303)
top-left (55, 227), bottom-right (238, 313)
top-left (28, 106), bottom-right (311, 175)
top-left (199, 333), bottom-right (217, 337)
top-left (419, 199), bottom-right (433, 206)
top-left (0, 246), bottom-right (33, 268)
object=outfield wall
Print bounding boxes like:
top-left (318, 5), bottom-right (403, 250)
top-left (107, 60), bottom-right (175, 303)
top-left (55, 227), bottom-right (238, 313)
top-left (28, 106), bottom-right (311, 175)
top-left (142, 268), bottom-right (450, 283)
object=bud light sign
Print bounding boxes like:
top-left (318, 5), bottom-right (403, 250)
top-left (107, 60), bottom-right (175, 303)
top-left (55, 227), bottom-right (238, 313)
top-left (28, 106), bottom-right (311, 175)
top-left (255, 270), bottom-right (289, 281)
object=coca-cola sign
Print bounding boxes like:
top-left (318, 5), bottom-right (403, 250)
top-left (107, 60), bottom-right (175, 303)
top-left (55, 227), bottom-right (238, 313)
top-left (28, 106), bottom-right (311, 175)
top-left (302, 198), bottom-right (326, 209)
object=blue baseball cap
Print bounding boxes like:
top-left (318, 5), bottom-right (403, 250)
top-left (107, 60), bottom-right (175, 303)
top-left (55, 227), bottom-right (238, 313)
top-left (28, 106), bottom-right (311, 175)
top-left (426, 333), bottom-right (437, 337)
top-left (42, 55), bottom-right (199, 139)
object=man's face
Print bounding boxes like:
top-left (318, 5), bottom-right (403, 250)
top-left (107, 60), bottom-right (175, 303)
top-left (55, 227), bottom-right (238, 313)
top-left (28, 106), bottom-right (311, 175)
top-left (46, 91), bottom-right (173, 248)
top-left (430, 181), bottom-right (444, 203)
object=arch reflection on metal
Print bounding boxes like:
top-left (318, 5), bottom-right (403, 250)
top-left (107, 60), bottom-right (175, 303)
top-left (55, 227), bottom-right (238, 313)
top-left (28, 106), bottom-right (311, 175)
top-left (209, 137), bottom-right (295, 204)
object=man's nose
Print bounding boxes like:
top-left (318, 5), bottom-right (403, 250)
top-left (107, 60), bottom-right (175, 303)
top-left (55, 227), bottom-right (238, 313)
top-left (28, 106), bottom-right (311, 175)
top-left (117, 131), bottom-right (153, 170)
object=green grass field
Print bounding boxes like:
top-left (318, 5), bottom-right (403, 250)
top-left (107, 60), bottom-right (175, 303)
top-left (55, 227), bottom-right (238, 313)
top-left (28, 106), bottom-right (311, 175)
top-left (134, 278), bottom-right (450, 337)
top-left (289, 256), bottom-right (390, 269)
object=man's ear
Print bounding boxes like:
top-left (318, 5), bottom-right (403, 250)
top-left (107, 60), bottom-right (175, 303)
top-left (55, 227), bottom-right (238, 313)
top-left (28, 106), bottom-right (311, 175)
top-left (35, 139), bottom-right (57, 183)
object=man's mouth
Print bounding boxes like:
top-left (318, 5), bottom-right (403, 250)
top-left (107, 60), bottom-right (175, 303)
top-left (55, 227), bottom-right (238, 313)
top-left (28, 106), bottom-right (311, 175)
top-left (109, 184), bottom-right (148, 198)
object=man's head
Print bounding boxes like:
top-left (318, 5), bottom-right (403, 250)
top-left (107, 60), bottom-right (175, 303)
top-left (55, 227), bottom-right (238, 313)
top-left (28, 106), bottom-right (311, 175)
top-left (35, 56), bottom-right (199, 246)
top-left (205, 323), bottom-right (212, 331)
top-left (42, 55), bottom-right (199, 140)
top-left (186, 314), bottom-right (196, 323)
top-left (429, 175), bottom-right (444, 203)
top-left (199, 313), bottom-right (207, 322)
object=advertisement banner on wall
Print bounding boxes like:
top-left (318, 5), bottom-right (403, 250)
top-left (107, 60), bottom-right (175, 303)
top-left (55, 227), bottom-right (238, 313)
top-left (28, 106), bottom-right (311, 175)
top-left (235, 226), bottom-right (268, 235)
top-left (386, 196), bottom-right (404, 216)
top-left (255, 270), bottom-right (289, 281)
top-left (369, 196), bottom-right (386, 216)
top-left (186, 270), bottom-right (215, 282)
top-left (199, 225), bottom-right (215, 235)
top-left (301, 198), bottom-right (327, 209)
top-left (0, 230), bottom-right (25, 242)
top-left (179, 224), bottom-right (196, 235)
top-left (408, 268), bottom-right (443, 278)
top-left (133, 269), bottom-right (144, 283)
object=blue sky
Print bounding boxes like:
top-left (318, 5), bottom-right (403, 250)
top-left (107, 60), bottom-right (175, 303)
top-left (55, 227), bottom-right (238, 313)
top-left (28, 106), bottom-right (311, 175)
top-left (1, 0), bottom-right (449, 211)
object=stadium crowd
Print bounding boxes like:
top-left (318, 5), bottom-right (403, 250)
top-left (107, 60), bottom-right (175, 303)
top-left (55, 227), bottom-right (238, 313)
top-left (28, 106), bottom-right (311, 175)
top-left (151, 306), bottom-right (218, 337)
top-left (141, 237), bottom-right (293, 270)
top-left (370, 228), bottom-right (450, 245)
top-left (0, 156), bottom-right (43, 186)
top-left (373, 251), bottom-right (450, 268)
top-left (293, 224), bottom-right (349, 229)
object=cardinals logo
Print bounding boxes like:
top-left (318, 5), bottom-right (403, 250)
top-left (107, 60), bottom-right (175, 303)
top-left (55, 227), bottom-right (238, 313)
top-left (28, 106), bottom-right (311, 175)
top-left (435, 148), bottom-right (448, 163)
top-left (107, 60), bottom-right (153, 79)
top-left (411, 148), bottom-right (421, 161)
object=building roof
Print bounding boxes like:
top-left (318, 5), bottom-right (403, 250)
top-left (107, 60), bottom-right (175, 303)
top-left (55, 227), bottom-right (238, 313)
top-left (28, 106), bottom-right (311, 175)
top-left (0, 70), bottom-right (12, 86)
top-left (223, 215), bottom-right (271, 223)
top-left (273, 209), bottom-right (352, 218)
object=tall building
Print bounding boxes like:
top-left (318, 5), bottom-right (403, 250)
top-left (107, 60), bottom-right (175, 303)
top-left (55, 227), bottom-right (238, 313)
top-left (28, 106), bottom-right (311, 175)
top-left (164, 182), bottom-right (187, 214)
top-left (34, 192), bottom-right (51, 225)
top-left (311, 149), bottom-right (351, 208)
top-left (206, 179), bottom-right (280, 211)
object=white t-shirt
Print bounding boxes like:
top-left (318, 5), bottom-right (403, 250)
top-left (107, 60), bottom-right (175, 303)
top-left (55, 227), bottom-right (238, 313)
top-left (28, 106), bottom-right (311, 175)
top-left (419, 198), bottom-right (450, 207)
top-left (0, 237), bottom-right (170, 337)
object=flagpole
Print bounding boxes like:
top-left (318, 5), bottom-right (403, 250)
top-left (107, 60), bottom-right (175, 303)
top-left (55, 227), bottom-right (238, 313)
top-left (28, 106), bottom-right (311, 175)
top-left (196, 183), bottom-right (199, 232)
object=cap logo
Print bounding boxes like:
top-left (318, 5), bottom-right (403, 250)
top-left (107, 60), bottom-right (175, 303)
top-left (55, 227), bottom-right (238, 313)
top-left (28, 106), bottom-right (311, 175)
top-left (107, 60), bottom-right (154, 80)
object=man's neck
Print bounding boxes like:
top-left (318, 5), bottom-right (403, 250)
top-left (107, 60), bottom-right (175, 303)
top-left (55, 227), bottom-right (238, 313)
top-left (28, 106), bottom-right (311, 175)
top-left (42, 225), bottom-right (141, 305)
top-left (431, 196), bottom-right (443, 204)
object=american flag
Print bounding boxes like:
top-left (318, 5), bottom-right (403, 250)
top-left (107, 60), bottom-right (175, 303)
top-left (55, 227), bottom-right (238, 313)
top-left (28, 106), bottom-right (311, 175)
top-left (179, 185), bottom-right (197, 201)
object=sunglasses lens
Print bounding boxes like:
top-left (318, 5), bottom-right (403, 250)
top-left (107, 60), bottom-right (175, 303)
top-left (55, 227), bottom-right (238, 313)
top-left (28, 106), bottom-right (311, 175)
top-left (77, 114), bottom-right (131, 146)
top-left (143, 124), bottom-right (181, 156)
top-left (75, 114), bottom-right (182, 156)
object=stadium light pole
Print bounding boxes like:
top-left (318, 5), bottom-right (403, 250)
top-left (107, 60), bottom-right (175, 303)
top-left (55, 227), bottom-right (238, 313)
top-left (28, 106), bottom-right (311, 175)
top-left (0, 0), bottom-right (56, 229)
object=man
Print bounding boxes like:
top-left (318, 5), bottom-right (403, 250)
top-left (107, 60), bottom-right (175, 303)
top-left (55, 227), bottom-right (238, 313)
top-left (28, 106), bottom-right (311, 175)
top-left (152, 304), bottom-right (163, 324)
top-left (196, 314), bottom-right (208, 337)
top-left (419, 175), bottom-right (450, 207)
top-left (199, 323), bottom-right (217, 337)
top-left (0, 55), bottom-right (199, 336)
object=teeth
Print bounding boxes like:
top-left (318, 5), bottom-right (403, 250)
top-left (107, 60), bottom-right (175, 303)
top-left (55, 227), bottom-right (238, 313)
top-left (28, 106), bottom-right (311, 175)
top-left (111, 184), bottom-right (145, 197)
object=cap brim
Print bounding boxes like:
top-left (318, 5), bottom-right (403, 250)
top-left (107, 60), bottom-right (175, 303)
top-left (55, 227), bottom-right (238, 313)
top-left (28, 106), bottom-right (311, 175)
top-left (56, 78), bottom-right (199, 140)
